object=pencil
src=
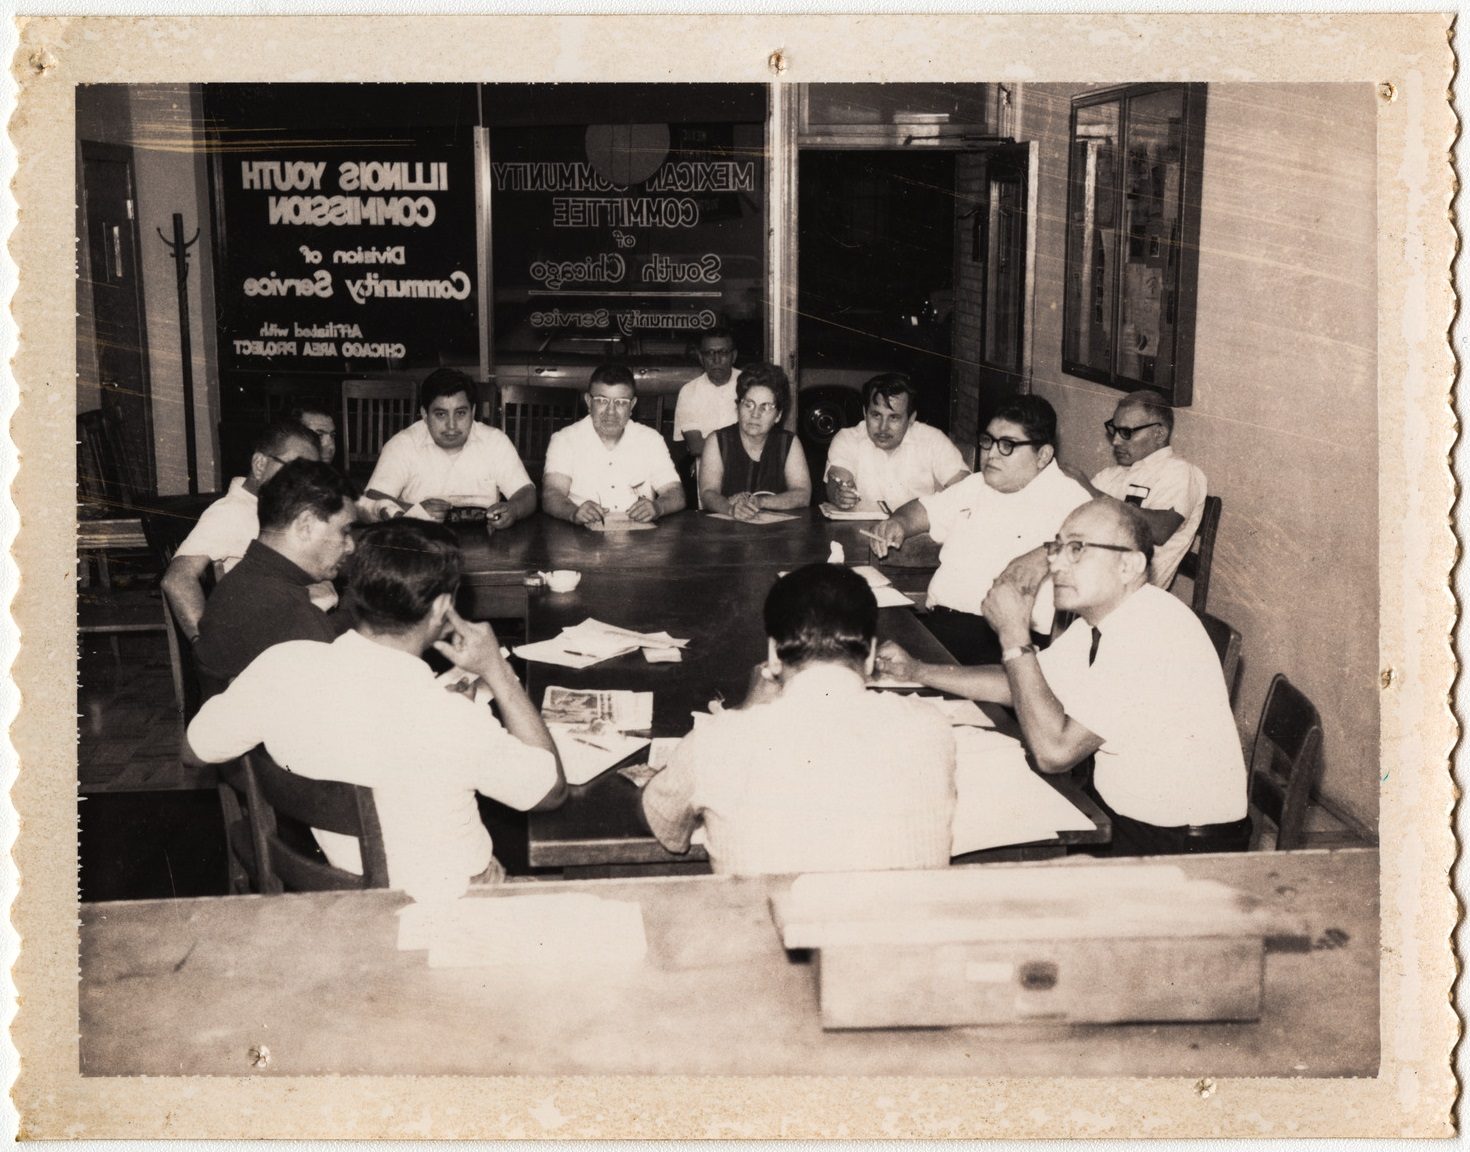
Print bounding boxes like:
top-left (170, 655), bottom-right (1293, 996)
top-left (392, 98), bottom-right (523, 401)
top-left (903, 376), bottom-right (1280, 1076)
top-left (859, 528), bottom-right (887, 547)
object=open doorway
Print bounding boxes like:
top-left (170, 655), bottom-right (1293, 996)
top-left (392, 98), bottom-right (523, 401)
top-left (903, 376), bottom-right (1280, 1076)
top-left (796, 150), bottom-right (956, 479)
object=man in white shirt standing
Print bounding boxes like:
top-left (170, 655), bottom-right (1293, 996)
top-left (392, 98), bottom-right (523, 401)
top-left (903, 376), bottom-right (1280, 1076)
top-left (877, 498), bottom-right (1249, 857)
top-left (869, 395), bottom-right (1091, 664)
top-left (187, 519), bottom-right (567, 900)
top-left (161, 419), bottom-right (321, 643)
top-left (365, 368), bottom-right (536, 530)
top-left (542, 364), bottom-right (686, 527)
top-left (671, 326), bottom-right (741, 461)
top-left (823, 373), bottom-right (969, 513)
top-left (642, 563), bottom-right (955, 875)
top-left (1072, 390), bottom-right (1208, 588)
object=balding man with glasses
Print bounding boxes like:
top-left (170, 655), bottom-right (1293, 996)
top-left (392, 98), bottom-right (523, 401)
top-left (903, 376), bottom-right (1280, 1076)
top-left (1070, 391), bottom-right (1207, 588)
top-left (542, 364), bottom-right (686, 527)
top-left (869, 395), bottom-right (1090, 664)
top-left (877, 498), bottom-right (1249, 857)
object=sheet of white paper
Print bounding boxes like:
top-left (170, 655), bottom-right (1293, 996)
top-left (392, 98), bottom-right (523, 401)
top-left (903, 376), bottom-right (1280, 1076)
top-left (588, 517), bottom-right (656, 532)
top-left (643, 646), bottom-right (682, 663)
top-left (705, 510), bottom-right (798, 524)
top-left (818, 502), bottom-right (885, 521)
top-left (510, 640), bottom-right (608, 669)
top-left (548, 723), bottom-right (652, 786)
top-left (871, 585), bottom-right (918, 609)
top-left (847, 564), bottom-right (893, 588)
top-left (949, 727), bottom-right (1096, 855)
top-left (647, 737), bottom-right (681, 770)
top-left (562, 618), bottom-right (689, 650)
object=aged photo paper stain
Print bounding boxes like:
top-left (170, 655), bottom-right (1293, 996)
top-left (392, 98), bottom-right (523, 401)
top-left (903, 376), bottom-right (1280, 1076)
top-left (7, 11), bottom-right (1459, 1140)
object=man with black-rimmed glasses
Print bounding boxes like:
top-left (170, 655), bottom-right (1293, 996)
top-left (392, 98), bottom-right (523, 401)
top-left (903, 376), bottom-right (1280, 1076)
top-left (869, 395), bottom-right (1090, 663)
top-left (877, 498), bottom-right (1249, 857)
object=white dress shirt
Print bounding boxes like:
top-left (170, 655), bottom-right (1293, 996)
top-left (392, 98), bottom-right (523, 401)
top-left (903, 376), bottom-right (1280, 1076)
top-left (824, 421), bottom-right (968, 510)
top-left (174, 477), bottom-right (257, 574)
top-left (920, 463), bottom-right (1091, 631)
top-left (672, 368), bottom-right (741, 443)
top-left (543, 415), bottom-right (681, 511)
top-left (366, 420), bottom-right (533, 507)
top-left (188, 630), bottom-right (558, 900)
top-left (1091, 446), bottom-right (1208, 588)
top-left (1038, 584), bottom-right (1247, 827)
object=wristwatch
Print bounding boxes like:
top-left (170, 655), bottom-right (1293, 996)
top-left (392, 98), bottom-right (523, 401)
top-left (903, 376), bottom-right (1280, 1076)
top-left (1001, 643), bottom-right (1038, 663)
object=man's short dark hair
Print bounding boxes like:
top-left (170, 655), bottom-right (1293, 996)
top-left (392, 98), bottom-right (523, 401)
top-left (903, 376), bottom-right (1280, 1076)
top-left (253, 418), bottom-right (318, 460)
top-left (764, 564), bottom-right (877, 669)
top-left (345, 520), bottom-right (462, 634)
top-left (1117, 389), bottom-right (1174, 434)
top-left (419, 367), bottom-right (478, 412)
top-left (257, 460), bottom-right (357, 533)
top-left (735, 362), bottom-right (791, 420)
top-left (589, 363), bottom-right (637, 393)
top-left (861, 373), bottom-right (919, 414)
top-left (288, 401), bottom-right (334, 425)
top-left (991, 394), bottom-right (1059, 449)
top-left (699, 325), bottom-right (734, 347)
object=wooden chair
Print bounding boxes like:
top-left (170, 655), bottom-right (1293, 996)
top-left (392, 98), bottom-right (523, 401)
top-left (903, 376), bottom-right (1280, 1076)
top-left (1247, 674), bottom-right (1323, 851)
top-left (1195, 610), bottom-right (1242, 706)
top-left (341, 378), bottom-right (419, 476)
top-left (243, 746), bottom-right (390, 893)
top-left (497, 383), bottom-right (583, 486)
top-left (1174, 494), bottom-right (1222, 612)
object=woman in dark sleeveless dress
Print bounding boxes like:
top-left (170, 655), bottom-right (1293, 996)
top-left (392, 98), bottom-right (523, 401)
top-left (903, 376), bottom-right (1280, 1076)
top-left (698, 362), bottom-right (811, 520)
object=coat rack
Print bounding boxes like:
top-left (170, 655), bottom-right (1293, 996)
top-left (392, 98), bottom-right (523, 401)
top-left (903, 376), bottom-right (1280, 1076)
top-left (158, 212), bottom-right (201, 494)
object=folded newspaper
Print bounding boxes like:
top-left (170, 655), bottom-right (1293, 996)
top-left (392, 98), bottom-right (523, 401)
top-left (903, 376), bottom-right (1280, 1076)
top-left (542, 686), bottom-right (654, 731)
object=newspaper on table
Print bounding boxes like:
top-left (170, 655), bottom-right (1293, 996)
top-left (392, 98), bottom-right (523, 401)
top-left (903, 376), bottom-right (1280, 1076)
top-left (543, 686), bottom-right (654, 731)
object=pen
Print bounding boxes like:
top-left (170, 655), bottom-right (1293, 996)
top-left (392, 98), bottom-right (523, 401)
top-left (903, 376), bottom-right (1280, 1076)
top-left (859, 528), bottom-right (887, 546)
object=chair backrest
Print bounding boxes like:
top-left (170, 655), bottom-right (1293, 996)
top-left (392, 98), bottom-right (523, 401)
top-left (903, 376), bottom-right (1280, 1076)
top-left (497, 383), bottom-right (584, 484)
top-left (341, 379), bottom-right (420, 472)
top-left (242, 746), bottom-right (390, 893)
top-left (77, 408), bottom-right (143, 512)
top-left (1195, 610), bottom-right (1242, 707)
top-left (630, 392), bottom-right (674, 441)
top-left (140, 500), bottom-right (218, 717)
top-left (1174, 494), bottom-right (1222, 612)
top-left (1247, 673), bottom-right (1323, 851)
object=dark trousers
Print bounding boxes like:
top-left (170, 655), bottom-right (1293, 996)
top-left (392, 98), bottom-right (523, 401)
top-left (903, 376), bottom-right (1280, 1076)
top-left (919, 607), bottom-right (1004, 665)
top-left (1090, 787), bottom-right (1253, 857)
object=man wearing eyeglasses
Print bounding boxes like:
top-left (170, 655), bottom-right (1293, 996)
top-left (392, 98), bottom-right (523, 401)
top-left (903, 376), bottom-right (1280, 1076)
top-left (162, 418), bottom-right (322, 644)
top-left (542, 364), bottom-right (686, 527)
top-left (869, 395), bottom-right (1090, 664)
top-left (877, 498), bottom-right (1249, 857)
top-left (1075, 391), bottom-right (1207, 588)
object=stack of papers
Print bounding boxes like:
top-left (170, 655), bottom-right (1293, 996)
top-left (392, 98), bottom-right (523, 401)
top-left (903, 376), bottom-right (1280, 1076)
top-left (514, 617), bottom-right (689, 668)
top-left (397, 893), bottom-right (647, 969)
top-left (949, 727), bottom-right (1097, 854)
top-left (819, 502), bottom-right (885, 521)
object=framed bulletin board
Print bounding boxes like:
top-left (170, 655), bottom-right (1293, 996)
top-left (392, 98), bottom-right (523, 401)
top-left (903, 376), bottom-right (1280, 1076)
top-left (1061, 83), bottom-right (1206, 405)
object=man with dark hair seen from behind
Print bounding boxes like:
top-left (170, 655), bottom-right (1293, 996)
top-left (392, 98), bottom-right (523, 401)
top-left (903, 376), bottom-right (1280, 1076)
top-left (877, 498), bottom-right (1248, 857)
top-left (187, 520), bottom-right (567, 900)
top-left (824, 373), bottom-right (969, 512)
top-left (162, 419), bottom-right (321, 644)
top-left (193, 460), bottom-right (358, 698)
top-left (642, 564), bottom-right (956, 875)
top-left (542, 364), bottom-right (686, 527)
top-left (365, 367), bottom-right (536, 529)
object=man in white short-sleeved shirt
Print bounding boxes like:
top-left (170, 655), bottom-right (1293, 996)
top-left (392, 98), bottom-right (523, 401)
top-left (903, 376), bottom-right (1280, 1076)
top-left (161, 419), bottom-right (322, 643)
top-left (365, 368), bottom-right (536, 529)
top-left (672, 327), bottom-right (741, 460)
top-left (875, 498), bottom-right (1249, 857)
top-left (870, 395), bottom-right (1089, 663)
top-left (542, 364), bottom-right (685, 527)
top-left (823, 373), bottom-right (969, 513)
top-left (643, 564), bottom-right (955, 875)
top-left (187, 520), bottom-right (566, 900)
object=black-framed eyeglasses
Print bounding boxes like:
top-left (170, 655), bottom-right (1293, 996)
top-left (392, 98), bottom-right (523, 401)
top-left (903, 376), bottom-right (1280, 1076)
top-left (1104, 420), bottom-right (1163, 441)
top-left (978, 433), bottom-right (1043, 457)
top-left (1044, 538), bottom-right (1136, 563)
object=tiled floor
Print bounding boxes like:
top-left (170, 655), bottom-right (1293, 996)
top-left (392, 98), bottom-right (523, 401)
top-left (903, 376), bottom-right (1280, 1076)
top-left (79, 633), bottom-right (213, 793)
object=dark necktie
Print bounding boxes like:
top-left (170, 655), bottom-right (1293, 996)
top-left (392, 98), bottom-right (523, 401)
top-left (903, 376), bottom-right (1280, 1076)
top-left (1088, 626), bottom-right (1103, 667)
